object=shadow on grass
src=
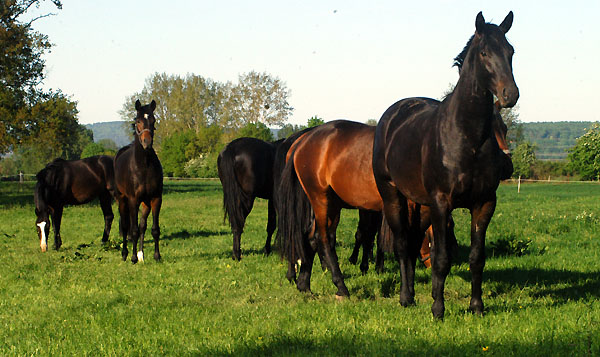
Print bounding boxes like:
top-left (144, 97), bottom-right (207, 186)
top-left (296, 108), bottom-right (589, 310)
top-left (160, 228), bottom-right (229, 241)
top-left (203, 332), bottom-right (598, 356)
top-left (456, 267), bottom-right (600, 302)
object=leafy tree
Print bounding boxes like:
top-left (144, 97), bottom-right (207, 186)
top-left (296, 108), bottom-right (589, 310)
top-left (159, 130), bottom-right (196, 177)
top-left (230, 71), bottom-right (293, 128)
top-left (365, 119), bottom-right (378, 126)
top-left (81, 141), bottom-right (116, 158)
top-left (97, 138), bottom-right (117, 152)
top-left (277, 123), bottom-right (305, 139)
top-left (307, 116), bottom-right (324, 128)
top-left (0, 0), bottom-right (63, 153)
top-left (512, 142), bottom-right (536, 178)
top-left (237, 121), bottom-right (273, 142)
top-left (568, 123), bottom-right (600, 180)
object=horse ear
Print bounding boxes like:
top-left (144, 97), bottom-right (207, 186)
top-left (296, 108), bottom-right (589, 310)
top-left (150, 100), bottom-right (156, 112)
top-left (499, 11), bottom-right (513, 34)
top-left (475, 11), bottom-right (485, 34)
top-left (135, 99), bottom-right (141, 111)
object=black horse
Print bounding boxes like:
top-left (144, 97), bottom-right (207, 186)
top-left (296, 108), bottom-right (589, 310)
top-left (114, 99), bottom-right (163, 263)
top-left (217, 137), bottom-right (281, 260)
top-left (372, 12), bottom-right (518, 319)
top-left (34, 156), bottom-right (115, 252)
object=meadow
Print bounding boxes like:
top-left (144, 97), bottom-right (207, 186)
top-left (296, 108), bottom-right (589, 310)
top-left (0, 180), bottom-right (599, 356)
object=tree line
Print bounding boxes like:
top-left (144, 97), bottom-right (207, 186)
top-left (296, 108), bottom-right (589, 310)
top-left (1, 0), bottom-right (599, 181)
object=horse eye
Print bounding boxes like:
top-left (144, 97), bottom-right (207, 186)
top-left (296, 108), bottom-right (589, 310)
top-left (481, 51), bottom-right (487, 57)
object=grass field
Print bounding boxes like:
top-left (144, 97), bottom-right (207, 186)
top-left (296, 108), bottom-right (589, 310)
top-left (0, 180), bottom-right (599, 356)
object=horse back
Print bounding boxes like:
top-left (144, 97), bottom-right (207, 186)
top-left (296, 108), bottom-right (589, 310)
top-left (292, 120), bottom-right (382, 211)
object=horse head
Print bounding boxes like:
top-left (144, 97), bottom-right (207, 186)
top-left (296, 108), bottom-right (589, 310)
top-left (473, 11), bottom-right (519, 108)
top-left (134, 99), bottom-right (157, 150)
top-left (34, 182), bottom-right (51, 252)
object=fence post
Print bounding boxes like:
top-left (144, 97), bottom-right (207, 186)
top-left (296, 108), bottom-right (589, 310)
top-left (517, 175), bottom-right (521, 193)
top-left (19, 171), bottom-right (23, 184)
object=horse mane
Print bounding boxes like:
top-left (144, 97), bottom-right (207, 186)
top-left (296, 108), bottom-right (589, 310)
top-left (36, 159), bottom-right (67, 191)
top-left (115, 143), bottom-right (133, 159)
top-left (453, 34), bottom-right (474, 70)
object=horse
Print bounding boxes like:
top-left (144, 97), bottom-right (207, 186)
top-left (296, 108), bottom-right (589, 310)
top-left (370, 102), bottom-right (514, 270)
top-left (372, 12), bottom-right (518, 319)
top-left (113, 99), bottom-right (163, 263)
top-left (217, 137), bottom-right (281, 260)
top-left (34, 156), bottom-right (115, 252)
top-left (277, 120), bottom-right (449, 296)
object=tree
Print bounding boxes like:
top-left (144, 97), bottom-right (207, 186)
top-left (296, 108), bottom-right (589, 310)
top-left (307, 116), bottom-right (324, 128)
top-left (277, 123), bottom-right (305, 139)
top-left (0, 0), bottom-right (63, 153)
top-left (568, 123), bottom-right (600, 180)
top-left (365, 119), bottom-right (378, 126)
top-left (237, 122), bottom-right (273, 142)
top-left (230, 71), bottom-right (293, 128)
top-left (512, 142), bottom-right (536, 178)
top-left (159, 130), bottom-right (196, 177)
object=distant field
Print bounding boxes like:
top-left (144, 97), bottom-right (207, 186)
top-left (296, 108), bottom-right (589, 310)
top-left (0, 180), bottom-right (599, 355)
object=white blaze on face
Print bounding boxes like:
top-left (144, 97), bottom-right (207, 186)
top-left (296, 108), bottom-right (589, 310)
top-left (137, 250), bottom-right (144, 262)
top-left (144, 114), bottom-right (149, 119)
top-left (37, 221), bottom-right (47, 252)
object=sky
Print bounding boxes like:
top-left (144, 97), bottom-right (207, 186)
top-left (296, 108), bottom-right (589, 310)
top-left (29, 0), bottom-right (600, 126)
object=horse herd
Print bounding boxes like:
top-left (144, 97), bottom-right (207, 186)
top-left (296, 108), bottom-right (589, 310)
top-left (33, 12), bottom-right (518, 319)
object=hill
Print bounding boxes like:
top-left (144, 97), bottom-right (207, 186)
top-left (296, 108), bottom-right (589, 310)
top-left (85, 121), bottom-right (131, 148)
top-left (521, 121), bottom-right (594, 160)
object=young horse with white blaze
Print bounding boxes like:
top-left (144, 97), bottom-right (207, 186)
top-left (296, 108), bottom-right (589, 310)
top-left (114, 100), bottom-right (163, 263)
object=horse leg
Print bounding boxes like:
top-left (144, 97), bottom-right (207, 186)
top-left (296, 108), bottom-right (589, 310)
top-left (118, 199), bottom-right (130, 261)
top-left (264, 198), bottom-right (276, 255)
top-left (315, 202), bottom-right (349, 298)
top-left (51, 206), bottom-right (63, 250)
top-left (429, 201), bottom-right (452, 319)
top-left (99, 193), bottom-right (114, 244)
top-left (469, 199), bottom-right (496, 315)
top-left (379, 183), bottom-right (414, 306)
top-left (128, 201), bottom-right (140, 264)
top-left (350, 210), bottom-right (369, 265)
top-left (360, 211), bottom-right (379, 274)
top-left (296, 236), bottom-right (317, 292)
top-left (150, 196), bottom-right (162, 261)
top-left (137, 202), bottom-right (151, 262)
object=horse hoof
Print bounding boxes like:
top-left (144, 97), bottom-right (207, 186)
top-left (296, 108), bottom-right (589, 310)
top-left (154, 253), bottom-right (161, 261)
top-left (470, 299), bottom-right (484, 315)
top-left (432, 301), bottom-right (445, 319)
top-left (400, 297), bottom-right (416, 307)
top-left (348, 256), bottom-right (358, 265)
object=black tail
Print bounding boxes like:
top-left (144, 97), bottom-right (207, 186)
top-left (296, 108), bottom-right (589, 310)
top-left (275, 149), bottom-right (314, 264)
top-left (217, 146), bottom-right (252, 236)
top-left (378, 212), bottom-right (394, 254)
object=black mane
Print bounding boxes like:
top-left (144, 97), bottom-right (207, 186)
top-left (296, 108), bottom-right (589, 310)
top-left (453, 35), bottom-right (474, 70)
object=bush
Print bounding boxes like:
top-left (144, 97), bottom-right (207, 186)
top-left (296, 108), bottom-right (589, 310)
top-left (184, 152), bottom-right (219, 178)
top-left (568, 123), bottom-right (600, 180)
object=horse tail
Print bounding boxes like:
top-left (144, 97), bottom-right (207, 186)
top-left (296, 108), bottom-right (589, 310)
top-left (275, 149), bottom-right (313, 264)
top-left (217, 146), bottom-right (252, 237)
top-left (378, 212), bottom-right (394, 253)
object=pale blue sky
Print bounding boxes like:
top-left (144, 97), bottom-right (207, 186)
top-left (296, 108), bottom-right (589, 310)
top-left (31, 1), bottom-right (599, 125)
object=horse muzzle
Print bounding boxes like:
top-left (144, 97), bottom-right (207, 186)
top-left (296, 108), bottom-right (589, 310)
top-left (497, 83), bottom-right (519, 108)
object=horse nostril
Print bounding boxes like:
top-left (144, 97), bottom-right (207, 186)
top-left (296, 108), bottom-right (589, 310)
top-left (502, 88), bottom-right (509, 100)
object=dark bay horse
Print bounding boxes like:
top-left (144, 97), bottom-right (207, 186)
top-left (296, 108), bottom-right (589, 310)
top-left (217, 137), bottom-right (281, 260)
top-left (372, 12), bottom-right (518, 318)
top-left (34, 156), bottom-right (115, 252)
top-left (393, 102), bottom-right (514, 269)
top-left (114, 100), bottom-right (163, 263)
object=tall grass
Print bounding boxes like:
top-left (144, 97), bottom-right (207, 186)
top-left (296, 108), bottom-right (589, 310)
top-left (0, 180), bottom-right (598, 355)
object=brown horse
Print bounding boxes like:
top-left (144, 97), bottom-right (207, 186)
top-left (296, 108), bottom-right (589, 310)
top-left (372, 12), bottom-right (518, 318)
top-left (34, 156), bottom-right (115, 252)
top-left (278, 120), bottom-right (442, 296)
top-left (114, 100), bottom-right (163, 263)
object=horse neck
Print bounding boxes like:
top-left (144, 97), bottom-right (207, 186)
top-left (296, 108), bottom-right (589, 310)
top-left (443, 69), bottom-right (494, 148)
top-left (133, 135), bottom-right (153, 166)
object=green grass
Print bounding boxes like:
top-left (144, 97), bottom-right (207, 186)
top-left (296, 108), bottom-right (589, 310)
top-left (0, 180), bottom-right (599, 355)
